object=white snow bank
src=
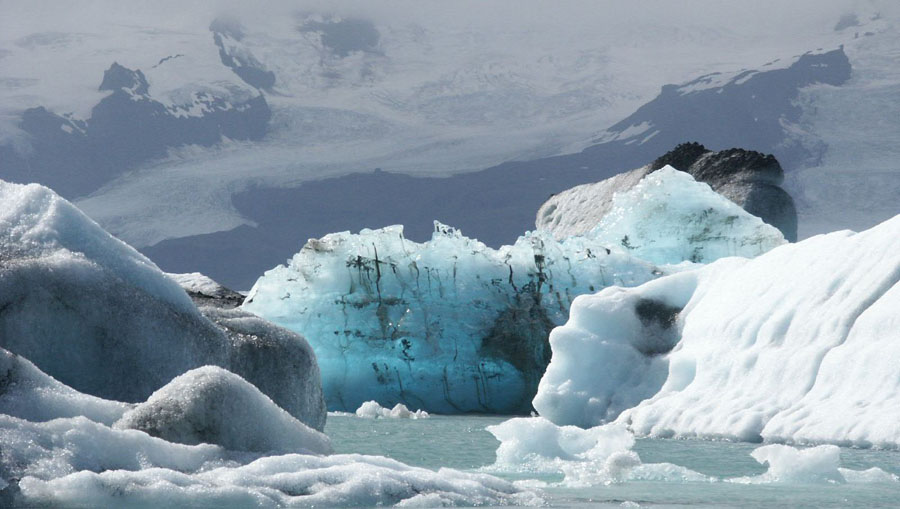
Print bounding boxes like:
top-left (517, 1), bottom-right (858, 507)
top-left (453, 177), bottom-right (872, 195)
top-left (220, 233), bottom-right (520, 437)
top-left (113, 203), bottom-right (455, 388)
top-left (355, 400), bottom-right (429, 419)
top-left (0, 179), bottom-right (326, 430)
top-left (114, 366), bottom-right (331, 455)
top-left (536, 213), bottom-right (900, 447)
top-left (1, 414), bottom-right (538, 507)
top-left (588, 167), bottom-right (786, 265)
top-left (0, 348), bottom-right (131, 425)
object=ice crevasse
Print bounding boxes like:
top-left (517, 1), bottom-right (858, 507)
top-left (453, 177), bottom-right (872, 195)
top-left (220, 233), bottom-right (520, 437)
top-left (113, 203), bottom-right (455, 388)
top-left (244, 166), bottom-right (786, 413)
top-left (535, 213), bottom-right (900, 447)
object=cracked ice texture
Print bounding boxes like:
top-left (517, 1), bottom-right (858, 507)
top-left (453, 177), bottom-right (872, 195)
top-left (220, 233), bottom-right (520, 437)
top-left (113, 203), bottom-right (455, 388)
top-left (244, 167), bottom-right (783, 413)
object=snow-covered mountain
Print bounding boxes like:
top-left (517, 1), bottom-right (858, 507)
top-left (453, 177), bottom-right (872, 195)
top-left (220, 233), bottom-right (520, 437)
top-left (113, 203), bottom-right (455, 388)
top-left (1, 1), bottom-right (898, 288)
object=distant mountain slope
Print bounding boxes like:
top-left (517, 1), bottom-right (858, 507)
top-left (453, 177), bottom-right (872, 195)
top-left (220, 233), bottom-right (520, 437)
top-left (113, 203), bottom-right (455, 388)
top-left (144, 49), bottom-right (846, 289)
top-left (2, 4), bottom-right (897, 288)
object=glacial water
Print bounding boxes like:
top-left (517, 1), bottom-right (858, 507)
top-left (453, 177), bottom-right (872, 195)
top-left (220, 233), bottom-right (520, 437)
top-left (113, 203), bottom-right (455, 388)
top-left (326, 414), bottom-right (900, 508)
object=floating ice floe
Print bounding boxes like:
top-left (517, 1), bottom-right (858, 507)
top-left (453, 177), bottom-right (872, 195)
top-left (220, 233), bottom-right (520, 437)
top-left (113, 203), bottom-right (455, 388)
top-left (355, 401), bottom-right (430, 419)
top-left (0, 350), bottom-right (539, 507)
top-left (487, 417), bottom-right (897, 487)
top-left (732, 444), bottom-right (899, 484)
top-left (535, 213), bottom-right (900, 447)
top-left (486, 417), bottom-right (706, 486)
top-left (1, 414), bottom-right (539, 508)
top-left (0, 348), bottom-right (131, 426)
top-left (244, 167), bottom-right (784, 414)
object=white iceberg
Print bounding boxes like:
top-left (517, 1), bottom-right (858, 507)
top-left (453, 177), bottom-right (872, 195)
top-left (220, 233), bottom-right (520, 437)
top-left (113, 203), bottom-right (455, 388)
top-left (0, 179), bottom-right (325, 430)
top-left (0, 352), bottom-right (537, 507)
top-left (244, 167), bottom-right (783, 414)
top-left (535, 213), bottom-right (900, 447)
top-left (114, 366), bottom-right (332, 455)
top-left (0, 347), bottom-right (131, 426)
top-left (486, 417), bottom-right (895, 487)
top-left (588, 167), bottom-right (786, 265)
top-left (1, 413), bottom-right (538, 508)
top-left (354, 400), bottom-right (429, 419)
top-left (486, 417), bottom-right (706, 485)
top-left (732, 444), bottom-right (898, 484)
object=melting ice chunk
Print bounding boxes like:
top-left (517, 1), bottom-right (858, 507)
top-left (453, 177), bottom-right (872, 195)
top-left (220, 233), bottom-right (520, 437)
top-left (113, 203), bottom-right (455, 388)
top-left (355, 400), bottom-right (430, 419)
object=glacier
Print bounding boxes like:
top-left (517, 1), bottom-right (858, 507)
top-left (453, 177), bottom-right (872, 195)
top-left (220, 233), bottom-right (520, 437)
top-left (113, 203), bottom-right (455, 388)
top-left (244, 166), bottom-right (785, 413)
top-left (0, 178), bottom-right (325, 430)
top-left (534, 213), bottom-right (900, 448)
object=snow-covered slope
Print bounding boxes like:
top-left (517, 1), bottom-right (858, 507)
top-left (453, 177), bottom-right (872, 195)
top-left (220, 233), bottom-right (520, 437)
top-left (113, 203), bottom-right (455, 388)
top-left (535, 213), bottom-right (900, 447)
top-left (243, 167), bottom-right (783, 413)
top-left (0, 178), bottom-right (325, 430)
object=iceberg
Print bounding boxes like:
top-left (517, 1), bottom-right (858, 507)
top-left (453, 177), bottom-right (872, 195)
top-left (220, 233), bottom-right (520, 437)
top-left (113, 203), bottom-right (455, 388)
top-left (0, 350), bottom-right (537, 507)
top-left (536, 144), bottom-right (798, 242)
top-left (244, 166), bottom-right (785, 413)
top-left (732, 444), bottom-right (898, 484)
top-left (0, 348), bottom-right (131, 426)
top-left (114, 366), bottom-right (332, 455)
top-left (589, 167), bottom-right (786, 265)
top-left (486, 417), bottom-right (895, 487)
top-left (354, 401), bottom-right (430, 419)
top-left (244, 223), bottom-right (660, 413)
top-left (167, 271), bottom-right (246, 308)
top-left (0, 179), bottom-right (325, 430)
top-left (535, 214), bottom-right (900, 447)
top-left (1, 413), bottom-right (537, 508)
